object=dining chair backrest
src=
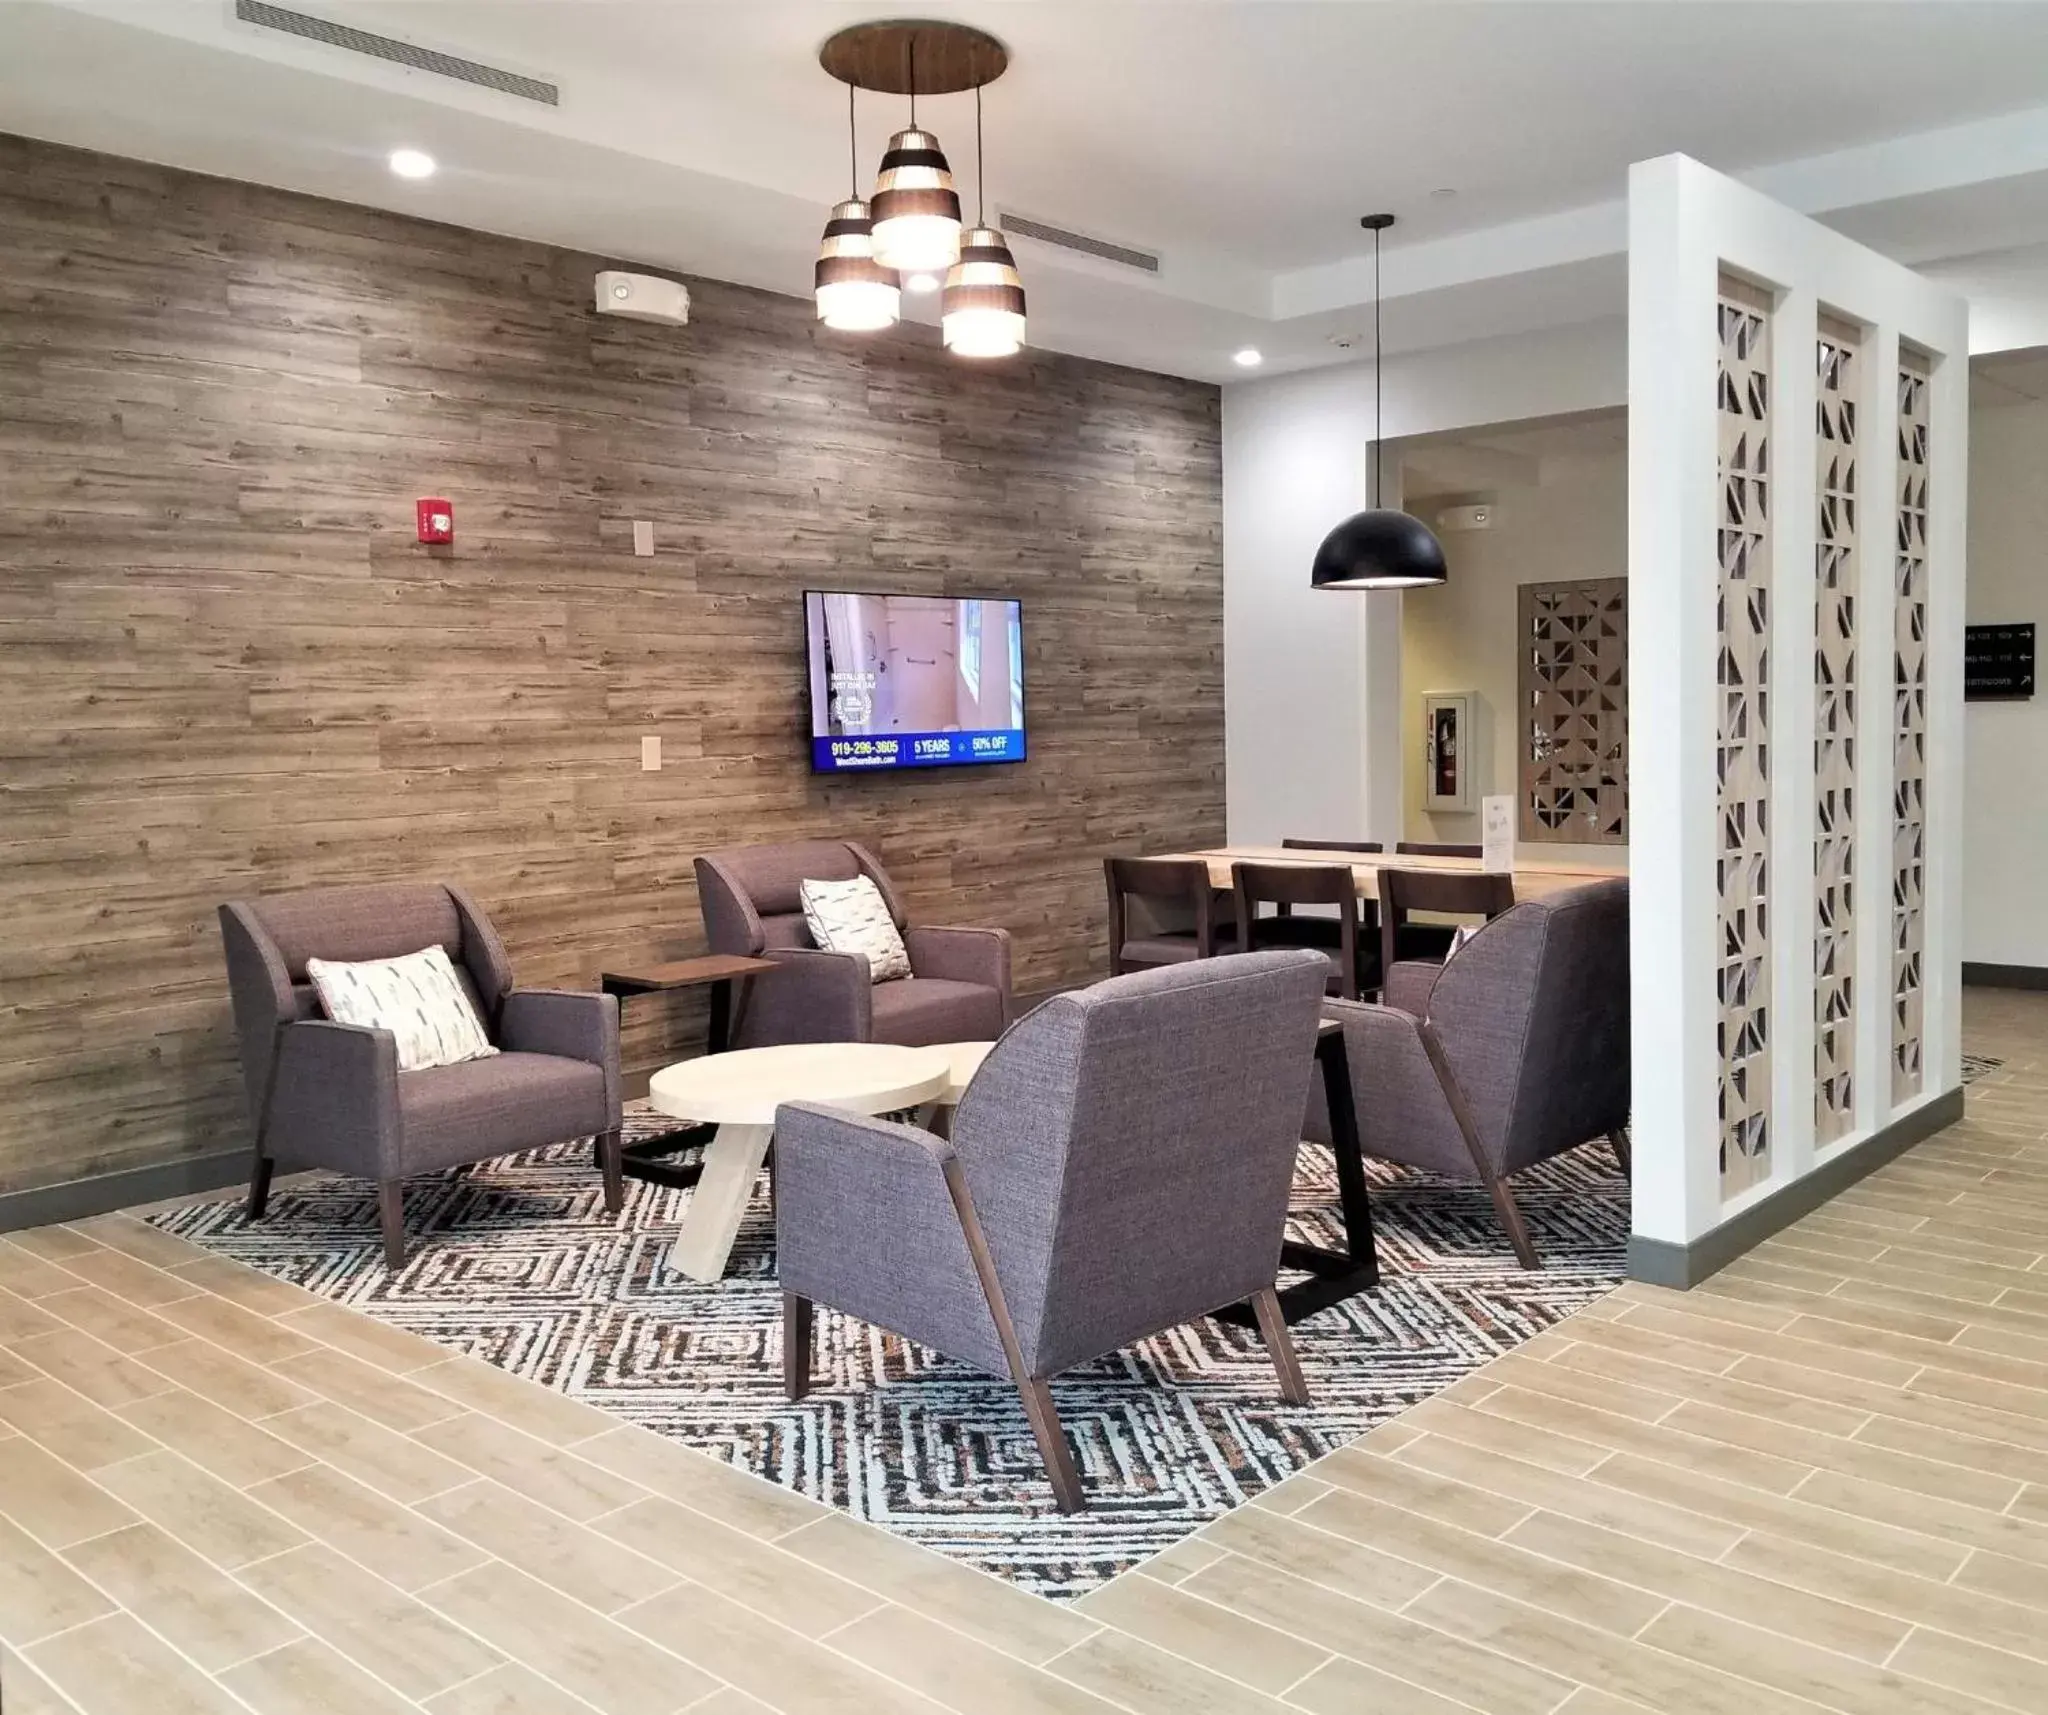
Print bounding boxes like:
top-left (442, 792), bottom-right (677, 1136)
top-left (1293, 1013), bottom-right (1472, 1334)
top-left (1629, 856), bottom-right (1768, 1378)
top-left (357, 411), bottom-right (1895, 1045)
top-left (1395, 841), bottom-right (1483, 859)
top-left (1104, 856), bottom-right (1223, 972)
top-left (1378, 867), bottom-right (1516, 978)
top-left (1232, 861), bottom-right (1362, 1000)
top-left (1273, 841), bottom-right (1381, 924)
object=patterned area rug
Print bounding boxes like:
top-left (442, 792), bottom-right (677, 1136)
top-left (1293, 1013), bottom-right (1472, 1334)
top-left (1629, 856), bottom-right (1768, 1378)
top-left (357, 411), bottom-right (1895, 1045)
top-left (153, 1120), bottom-right (1628, 1600)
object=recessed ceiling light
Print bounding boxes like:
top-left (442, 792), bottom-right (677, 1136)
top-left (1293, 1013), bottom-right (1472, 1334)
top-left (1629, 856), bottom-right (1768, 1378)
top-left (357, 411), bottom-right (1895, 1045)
top-left (1233, 347), bottom-right (1264, 368)
top-left (904, 272), bottom-right (940, 294)
top-left (388, 148), bottom-right (437, 180)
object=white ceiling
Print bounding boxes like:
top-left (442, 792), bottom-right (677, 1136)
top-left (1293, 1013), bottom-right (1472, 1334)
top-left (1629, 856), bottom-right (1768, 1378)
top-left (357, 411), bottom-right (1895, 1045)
top-left (8, 1), bottom-right (2048, 381)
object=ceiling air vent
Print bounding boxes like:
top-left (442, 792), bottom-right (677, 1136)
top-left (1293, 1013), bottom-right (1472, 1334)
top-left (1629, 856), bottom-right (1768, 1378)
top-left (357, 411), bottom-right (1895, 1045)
top-left (998, 212), bottom-right (1159, 275)
top-left (233, 1), bottom-right (560, 106)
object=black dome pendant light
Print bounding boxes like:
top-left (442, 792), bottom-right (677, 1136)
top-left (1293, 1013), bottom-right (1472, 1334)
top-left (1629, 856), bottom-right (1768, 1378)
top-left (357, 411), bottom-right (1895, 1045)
top-left (1311, 213), bottom-right (1449, 591)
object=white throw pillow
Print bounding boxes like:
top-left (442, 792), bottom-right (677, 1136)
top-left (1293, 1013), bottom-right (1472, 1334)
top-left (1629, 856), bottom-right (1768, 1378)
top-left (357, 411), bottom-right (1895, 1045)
top-left (306, 945), bottom-right (499, 1072)
top-left (1446, 922), bottom-right (1485, 960)
top-left (800, 875), bottom-right (912, 983)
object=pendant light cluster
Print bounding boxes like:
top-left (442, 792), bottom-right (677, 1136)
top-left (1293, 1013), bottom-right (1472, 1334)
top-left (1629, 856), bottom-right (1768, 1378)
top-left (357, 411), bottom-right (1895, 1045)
top-left (814, 21), bottom-right (1024, 359)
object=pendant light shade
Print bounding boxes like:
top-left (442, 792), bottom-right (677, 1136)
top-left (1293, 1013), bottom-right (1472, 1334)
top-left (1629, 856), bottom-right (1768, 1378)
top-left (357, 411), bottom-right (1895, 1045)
top-left (1314, 212), bottom-right (1447, 592)
top-left (942, 225), bottom-right (1026, 357)
top-left (1311, 509), bottom-right (1449, 589)
top-left (816, 84), bottom-right (900, 332)
top-left (870, 126), bottom-right (963, 273)
top-left (815, 198), bottom-right (901, 331)
top-left (939, 84), bottom-right (1024, 359)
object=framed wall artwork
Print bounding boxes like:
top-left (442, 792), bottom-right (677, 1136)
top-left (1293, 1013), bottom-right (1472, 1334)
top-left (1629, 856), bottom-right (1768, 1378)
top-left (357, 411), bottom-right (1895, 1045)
top-left (1421, 691), bottom-right (1474, 812)
top-left (1518, 576), bottom-right (1628, 844)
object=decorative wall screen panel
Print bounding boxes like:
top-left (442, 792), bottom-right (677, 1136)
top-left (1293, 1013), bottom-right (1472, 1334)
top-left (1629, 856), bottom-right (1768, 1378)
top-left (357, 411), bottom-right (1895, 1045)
top-left (1517, 578), bottom-right (1628, 845)
top-left (1892, 354), bottom-right (1930, 1101)
top-left (1814, 324), bottom-right (1859, 1144)
top-left (1717, 276), bottom-right (1773, 1196)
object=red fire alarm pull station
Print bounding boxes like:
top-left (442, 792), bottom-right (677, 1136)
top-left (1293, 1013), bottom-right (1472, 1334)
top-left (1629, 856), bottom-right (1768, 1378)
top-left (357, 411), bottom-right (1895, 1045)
top-left (416, 498), bottom-right (454, 544)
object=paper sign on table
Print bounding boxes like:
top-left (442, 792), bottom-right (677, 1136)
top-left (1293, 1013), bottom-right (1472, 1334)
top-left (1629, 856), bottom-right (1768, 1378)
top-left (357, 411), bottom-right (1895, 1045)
top-left (1481, 795), bottom-right (1516, 874)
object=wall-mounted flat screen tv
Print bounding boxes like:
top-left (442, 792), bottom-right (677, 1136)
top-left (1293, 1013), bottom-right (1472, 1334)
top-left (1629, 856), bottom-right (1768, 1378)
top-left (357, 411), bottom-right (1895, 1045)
top-left (804, 591), bottom-right (1026, 773)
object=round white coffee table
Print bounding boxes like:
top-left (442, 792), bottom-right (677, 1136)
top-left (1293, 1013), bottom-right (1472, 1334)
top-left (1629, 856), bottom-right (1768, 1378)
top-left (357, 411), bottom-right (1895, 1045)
top-left (916, 1040), bottom-right (995, 1136)
top-left (649, 1042), bottom-right (950, 1282)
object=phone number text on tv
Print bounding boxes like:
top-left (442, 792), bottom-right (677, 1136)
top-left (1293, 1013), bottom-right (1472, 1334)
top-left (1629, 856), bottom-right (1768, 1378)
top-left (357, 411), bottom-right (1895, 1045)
top-left (813, 730), bottom-right (1026, 772)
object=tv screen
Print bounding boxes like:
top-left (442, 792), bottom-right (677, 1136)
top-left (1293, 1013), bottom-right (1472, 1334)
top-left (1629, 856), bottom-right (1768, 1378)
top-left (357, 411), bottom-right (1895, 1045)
top-left (804, 591), bottom-right (1026, 773)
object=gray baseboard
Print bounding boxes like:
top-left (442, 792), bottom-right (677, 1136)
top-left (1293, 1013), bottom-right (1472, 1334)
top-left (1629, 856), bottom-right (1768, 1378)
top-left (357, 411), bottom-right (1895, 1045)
top-left (1962, 961), bottom-right (2048, 991)
top-left (1626, 1084), bottom-right (1966, 1288)
top-left (0, 1148), bottom-right (252, 1235)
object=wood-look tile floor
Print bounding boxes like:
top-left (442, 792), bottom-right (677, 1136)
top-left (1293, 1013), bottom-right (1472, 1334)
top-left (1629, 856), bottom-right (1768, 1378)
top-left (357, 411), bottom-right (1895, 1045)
top-left (2, 986), bottom-right (2045, 1714)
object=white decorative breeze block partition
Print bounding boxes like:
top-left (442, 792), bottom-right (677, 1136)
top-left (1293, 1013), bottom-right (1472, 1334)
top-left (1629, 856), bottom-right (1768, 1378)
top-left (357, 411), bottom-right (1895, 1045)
top-left (1714, 278), bottom-right (1774, 1196)
top-left (1814, 317), bottom-right (1861, 1148)
top-left (1893, 355), bottom-right (1932, 1104)
top-left (1628, 155), bottom-right (1967, 1270)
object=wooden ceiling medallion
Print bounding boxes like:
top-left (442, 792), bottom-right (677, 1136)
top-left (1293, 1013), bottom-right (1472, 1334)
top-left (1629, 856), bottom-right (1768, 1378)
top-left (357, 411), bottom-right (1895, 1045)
top-left (818, 20), bottom-right (1009, 95)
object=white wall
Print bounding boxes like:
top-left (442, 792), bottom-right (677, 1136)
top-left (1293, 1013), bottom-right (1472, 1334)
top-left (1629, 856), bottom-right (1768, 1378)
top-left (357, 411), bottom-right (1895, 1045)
top-left (1222, 319), bottom-right (1626, 846)
top-left (1401, 452), bottom-right (1628, 867)
top-left (1964, 396), bottom-right (2048, 968)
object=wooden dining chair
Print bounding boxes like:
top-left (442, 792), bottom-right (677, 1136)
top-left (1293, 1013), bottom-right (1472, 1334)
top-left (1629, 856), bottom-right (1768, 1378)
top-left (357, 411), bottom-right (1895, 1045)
top-left (1377, 868), bottom-right (1516, 1011)
top-left (1396, 841), bottom-right (1483, 859)
top-left (1273, 841), bottom-right (1383, 947)
top-left (1233, 861), bottom-right (1371, 999)
top-left (1104, 857), bottom-right (1232, 975)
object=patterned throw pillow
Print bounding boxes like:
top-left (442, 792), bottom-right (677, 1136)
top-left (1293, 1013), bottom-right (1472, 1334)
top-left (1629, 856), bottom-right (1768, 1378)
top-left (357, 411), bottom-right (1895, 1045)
top-left (306, 945), bottom-right (499, 1071)
top-left (800, 875), bottom-right (912, 983)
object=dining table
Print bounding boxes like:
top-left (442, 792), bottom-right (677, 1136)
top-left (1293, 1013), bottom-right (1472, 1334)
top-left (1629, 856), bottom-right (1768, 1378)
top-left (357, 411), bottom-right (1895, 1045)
top-left (1156, 844), bottom-right (1626, 902)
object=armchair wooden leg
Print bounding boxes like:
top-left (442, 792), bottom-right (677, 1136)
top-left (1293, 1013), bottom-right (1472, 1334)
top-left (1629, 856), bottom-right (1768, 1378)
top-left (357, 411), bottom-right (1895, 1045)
top-left (1251, 1287), bottom-right (1312, 1406)
top-left (1016, 1377), bottom-right (1085, 1514)
top-left (1484, 1174), bottom-right (1542, 1270)
top-left (377, 1179), bottom-right (407, 1271)
top-left (597, 1129), bottom-right (624, 1215)
top-left (1607, 1127), bottom-right (1632, 1178)
top-left (245, 1153), bottom-right (275, 1221)
top-left (783, 1292), bottom-right (814, 1402)
top-left (937, 1153), bottom-right (1087, 1513)
top-left (1418, 1019), bottom-right (1542, 1271)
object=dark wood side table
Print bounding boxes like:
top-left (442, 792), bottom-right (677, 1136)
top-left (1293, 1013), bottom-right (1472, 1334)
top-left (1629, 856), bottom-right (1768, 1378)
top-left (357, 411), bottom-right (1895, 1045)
top-left (1216, 1018), bottom-right (1380, 1329)
top-left (600, 954), bottom-right (777, 1190)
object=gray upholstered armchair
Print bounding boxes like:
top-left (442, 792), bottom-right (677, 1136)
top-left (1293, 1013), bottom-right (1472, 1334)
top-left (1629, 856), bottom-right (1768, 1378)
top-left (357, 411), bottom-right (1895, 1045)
top-left (1306, 877), bottom-right (1629, 1268)
top-left (695, 839), bottom-right (1010, 1049)
top-left (218, 883), bottom-right (622, 1269)
top-left (775, 948), bottom-right (1330, 1512)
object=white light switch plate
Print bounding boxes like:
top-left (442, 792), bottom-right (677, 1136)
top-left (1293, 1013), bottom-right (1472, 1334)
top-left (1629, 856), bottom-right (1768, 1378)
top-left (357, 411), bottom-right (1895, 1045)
top-left (632, 520), bottom-right (655, 557)
top-left (641, 735), bottom-right (661, 771)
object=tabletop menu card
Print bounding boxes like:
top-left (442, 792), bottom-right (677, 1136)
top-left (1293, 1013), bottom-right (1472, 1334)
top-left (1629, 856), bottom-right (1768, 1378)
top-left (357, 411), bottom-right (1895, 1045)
top-left (1482, 795), bottom-right (1516, 874)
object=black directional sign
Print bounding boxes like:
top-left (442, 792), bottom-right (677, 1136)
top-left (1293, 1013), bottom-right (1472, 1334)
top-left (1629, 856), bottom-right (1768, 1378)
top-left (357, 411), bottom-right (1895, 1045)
top-left (1965, 622), bottom-right (2035, 701)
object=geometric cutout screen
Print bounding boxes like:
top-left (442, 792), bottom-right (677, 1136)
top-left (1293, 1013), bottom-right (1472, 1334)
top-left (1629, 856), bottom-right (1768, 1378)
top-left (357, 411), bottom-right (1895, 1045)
top-left (1893, 355), bottom-right (1931, 1102)
top-left (1517, 578), bottom-right (1628, 846)
top-left (1814, 324), bottom-right (1859, 1145)
top-left (1717, 276), bottom-right (1774, 1196)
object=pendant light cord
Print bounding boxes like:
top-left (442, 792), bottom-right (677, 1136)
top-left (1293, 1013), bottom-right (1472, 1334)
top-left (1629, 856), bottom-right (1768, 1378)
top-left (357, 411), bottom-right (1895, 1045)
top-left (1372, 223), bottom-right (1383, 508)
top-left (847, 81), bottom-right (857, 199)
top-left (975, 83), bottom-right (986, 226)
top-left (908, 37), bottom-right (917, 128)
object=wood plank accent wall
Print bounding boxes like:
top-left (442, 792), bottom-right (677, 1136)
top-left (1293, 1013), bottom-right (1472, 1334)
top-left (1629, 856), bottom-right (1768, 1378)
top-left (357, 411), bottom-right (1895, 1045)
top-left (0, 135), bottom-right (1224, 1198)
